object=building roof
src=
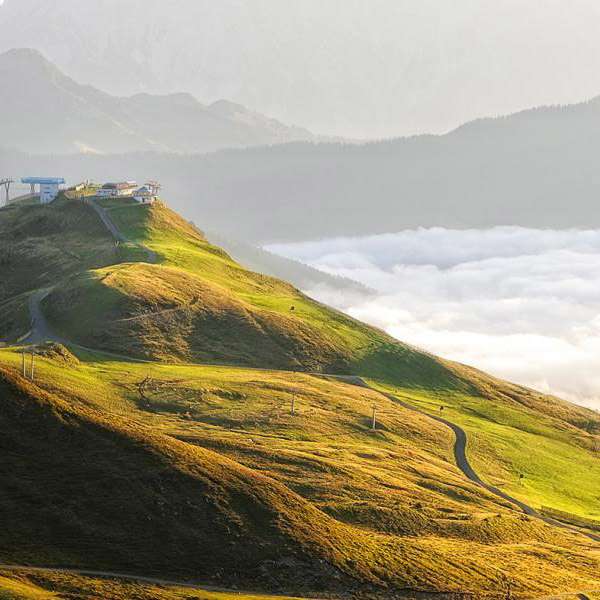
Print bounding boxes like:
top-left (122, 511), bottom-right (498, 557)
top-left (22, 177), bottom-right (66, 185)
top-left (103, 181), bottom-right (138, 190)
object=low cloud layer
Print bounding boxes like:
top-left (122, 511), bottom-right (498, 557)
top-left (268, 227), bottom-right (600, 409)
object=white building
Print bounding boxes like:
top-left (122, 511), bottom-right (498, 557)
top-left (133, 186), bottom-right (156, 204)
top-left (97, 181), bottom-right (138, 197)
top-left (133, 182), bottom-right (160, 204)
top-left (21, 177), bottom-right (66, 204)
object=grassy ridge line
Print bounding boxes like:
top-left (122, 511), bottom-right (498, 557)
top-left (45, 198), bottom-right (487, 388)
top-left (84, 196), bottom-right (157, 263)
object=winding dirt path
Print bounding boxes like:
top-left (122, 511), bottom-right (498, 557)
top-left (85, 197), bottom-right (157, 264)
top-left (19, 300), bottom-right (600, 548)
top-left (24, 196), bottom-right (157, 345)
top-left (10, 195), bottom-right (600, 597)
top-left (26, 290), bottom-right (70, 346)
top-left (339, 376), bottom-right (600, 544)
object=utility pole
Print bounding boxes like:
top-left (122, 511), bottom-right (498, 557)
top-left (0, 178), bottom-right (13, 206)
top-left (22, 350), bottom-right (26, 377)
top-left (371, 404), bottom-right (377, 430)
top-left (290, 387), bottom-right (298, 416)
top-left (30, 350), bottom-right (35, 381)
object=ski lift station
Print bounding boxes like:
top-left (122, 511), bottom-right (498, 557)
top-left (21, 176), bottom-right (66, 204)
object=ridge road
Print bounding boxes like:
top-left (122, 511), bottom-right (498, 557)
top-left (22, 295), bottom-right (600, 546)
top-left (85, 197), bottom-right (157, 264)
top-left (25, 195), bottom-right (157, 345)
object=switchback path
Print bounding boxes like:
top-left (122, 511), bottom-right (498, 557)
top-left (85, 197), bottom-right (157, 264)
top-left (337, 376), bottom-right (600, 544)
top-left (24, 197), bottom-right (157, 344)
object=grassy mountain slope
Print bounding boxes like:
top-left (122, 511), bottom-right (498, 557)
top-left (4, 194), bottom-right (600, 595)
top-left (3, 355), bottom-right (600, 597)
top-left (44, 199), bottom-right (460, 384)
top-left (0, 367), bottom-right (379, 592)
top-left (0, 195), bottom-right (117, 304)
top-left (5, 195), bottom-right (600, 520)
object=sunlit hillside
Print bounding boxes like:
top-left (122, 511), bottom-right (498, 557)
top-left (1, 192), bottom-right (600, 597)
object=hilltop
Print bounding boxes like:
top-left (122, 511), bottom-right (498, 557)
top-left (3, 191), bottom-right (600, 596)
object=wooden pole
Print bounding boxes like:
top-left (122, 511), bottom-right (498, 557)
top-left (30, 351), bottom-right (34, 381)
top-left (371, 404), bottom-right (377, 430)
top-left (22, 350), bottom-right (25, 377)
top-left (291, 388), bottom-right (297, 416)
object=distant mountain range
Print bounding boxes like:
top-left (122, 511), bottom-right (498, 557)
top-left (0, 48), bottom-right (318, 154)
top-left (3, 0), bottom-right (600, 138)
top-left (4, 90), bottom-right (600, 242)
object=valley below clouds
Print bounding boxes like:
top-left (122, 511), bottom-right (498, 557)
top-left (268, 227), bottom-right (600, 409)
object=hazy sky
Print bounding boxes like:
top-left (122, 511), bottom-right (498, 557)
top-left (269, 228), bottom-right (600, 409)
top-left (3, 0), bottom-right (600, 137)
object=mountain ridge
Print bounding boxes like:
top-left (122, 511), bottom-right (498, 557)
top-left (0, 48), bottom-right (319, 155)
top-left (3, 87), bottom-right (600, 241)
top-left (4, 0), bottom-right (600, 138)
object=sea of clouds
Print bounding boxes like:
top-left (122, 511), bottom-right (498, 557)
top-left (267, 227), bottom-right (600, 409)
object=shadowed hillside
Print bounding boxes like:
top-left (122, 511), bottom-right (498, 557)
top-left (0, 368), bottom-right (378, 592)
top-left (0, 195), bottom-right (117, 303)
top-left (0, 568), bottom-right (308, 600)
